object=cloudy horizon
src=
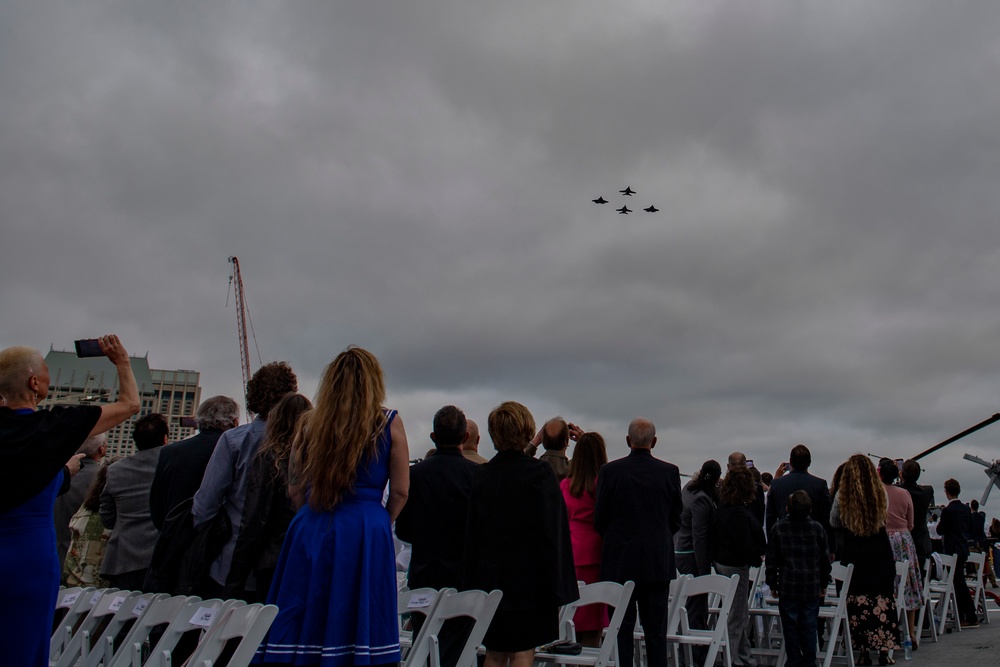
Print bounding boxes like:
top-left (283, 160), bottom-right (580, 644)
top-left (4, 1), bottom-right (1000, 510)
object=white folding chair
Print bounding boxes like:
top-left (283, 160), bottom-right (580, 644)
top-left (535, 581), bottom-right (635, 667)
top-left (53, 590), bottom-right (140, 667)
top-left (182, 603), bottom-right (278, 667)
top-left (967, 551), bottom-right (990, 624)
top-left (398, 587), bottom-right (448, 658)
top-left (915, 558), bottom-right (939, 643)
top-left (665, 573), bottom-right (738, 667)
top-left (817, 562), bottom-right (855, 667)
top-left (110, 596), bottom-right (241, 667)
top-left (554, 580), bottom-right (620, 643)
top-left (50, 587), bottom-right (102, 664)
top-left (403, 589), bottom-right (503, 667)
top-left (80, 593), bottom-right (168, 667)
top-left (918, 553), bottom-right (961, 636)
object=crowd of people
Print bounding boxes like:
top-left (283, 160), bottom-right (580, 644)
top-left (1, 337), bottom-right (997, 667)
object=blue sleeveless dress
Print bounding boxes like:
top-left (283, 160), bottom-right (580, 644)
top-left (258, 411), bottom-right (400, 666)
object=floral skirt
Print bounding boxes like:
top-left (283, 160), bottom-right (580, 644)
top-left (888, 530), bottom-right (924, 611)
top-left (847, 593), bottom-right (899, 651)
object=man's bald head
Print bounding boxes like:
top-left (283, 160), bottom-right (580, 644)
top-left (0, 346), bottom-right (46, 403)
top-left (728, 452), bottom-right (747, 470)
top-left (463, 419), bottom-right (481, 452)
top-left (627, 418), bottom-right (656, 449)
top-left (542, 417), bottom-right (570, 451)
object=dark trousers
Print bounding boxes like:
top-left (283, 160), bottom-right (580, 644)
top-left (952, 554), bottom-right (978, 623)
top-left (106, 569), bottom-right (148, 592)
top-left (617, 580), bottom-right (670, 667)
top-left (779, 596), bottom-right (820, 667)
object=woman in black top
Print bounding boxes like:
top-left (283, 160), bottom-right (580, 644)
top-left (711, 465), bottom-right (765, 667)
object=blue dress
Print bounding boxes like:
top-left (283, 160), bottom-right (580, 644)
top-left (258, 411), bottom-right (400, 666)
top-left (0, 405), bottom-right (100, 667)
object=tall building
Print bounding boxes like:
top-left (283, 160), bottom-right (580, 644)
top-left (41, 349), bottom-right (202, 457)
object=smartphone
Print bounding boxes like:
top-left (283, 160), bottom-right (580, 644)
top-left (180, 416), bottom-right (197, 429)
top-left (74, 339), bottom-right (104, 358)
top-left (746, 459), bottom-right (754, 469)
top-left (895, 458), bottom-right (904, 473)
top-left (781, 462), bottom-right (789, 472)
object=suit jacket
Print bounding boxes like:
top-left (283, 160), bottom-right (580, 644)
top-left (901, 481), bottom-right (934, 563)
top-left (100, 447), bottom-right (162, 576)
top-left (460, 450), bottom-right (578, 611)
top-left (395, 447), bottom-right (479, 590)
top-left (938, 499), bottom-right (971, 559)
top-left (594, 447), bottom-right (683, 583)
top-left (54, 457), bottom-right (100, 566)
top-left (765, 469), bottom-right (831, 541)
top-left (149, 428), bottom-right (226, 530)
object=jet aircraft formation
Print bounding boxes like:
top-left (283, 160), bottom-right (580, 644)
top-left (592, 187), bottom-right (658, 215)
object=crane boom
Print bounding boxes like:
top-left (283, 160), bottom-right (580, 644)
top-left (228, 256), bottom-right (254, 418)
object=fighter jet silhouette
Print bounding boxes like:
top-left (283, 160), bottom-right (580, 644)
top-left (592, 196), bottom-right (608, 204)
top-left (619, 187), bottom-right (635, 196)
top-left (617, 206), bottom-right (631, 215)
top-left (644, 205), bottom-right (659, 213)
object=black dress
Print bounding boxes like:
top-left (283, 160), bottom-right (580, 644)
top-left (461, 449), bottom-right (578, 652)
top-left (839, 527), bottom-right (900, 652)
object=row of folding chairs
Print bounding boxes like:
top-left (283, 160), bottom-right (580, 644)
top-left (397, 587), bottom-right (503, 667)
top-left (50, 587), bottom-right (277, 667)
top-left (916, 549), bottom-right (992, 642)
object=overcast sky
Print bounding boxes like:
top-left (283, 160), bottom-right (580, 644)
top-left (4, 1), bottom-right (1000, 511)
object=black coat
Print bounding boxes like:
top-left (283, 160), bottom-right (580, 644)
top-left (711, 502), bottom-right (766, 568)
top-left (149, 428), bottom-right (226, 530)
top-left (901, 482), bottom-right (934, 565)
top-left (395, 447), bottom-right (478, 590)
top-left (838, 527), bottom-right (896, 597)
top-left (460, 450), bottom-right (578, 611)
top-left (939, 499), bottom-right (972, 559)
top-left (594, 447), bottom-right (683, 583)
top-left (766, 469), bottom-right (832, 541)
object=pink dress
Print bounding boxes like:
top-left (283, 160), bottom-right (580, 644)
top-left (560, 478), bottom-right (609, 633)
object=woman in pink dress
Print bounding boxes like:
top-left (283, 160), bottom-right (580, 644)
top-left (560, 432), bottom-right (609, 647)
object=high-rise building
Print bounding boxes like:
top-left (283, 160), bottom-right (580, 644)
top-left (41, 349), bottom-right (202, 457)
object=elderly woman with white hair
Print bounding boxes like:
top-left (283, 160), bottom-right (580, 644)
top-left (0, 336), bottom-right (140, 667)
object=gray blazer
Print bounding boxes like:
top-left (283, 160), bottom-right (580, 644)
top-left (100, 447), bottom-right (162, 576)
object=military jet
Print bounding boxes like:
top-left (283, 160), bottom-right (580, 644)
top-left (617, 206), bottom-right (631, 215)
top-left (592, 196), bottom-right (608, 204)
top-left (644, 205), bottom-right (659, 213)
top-left (619, 187), bottom-right (635, 196)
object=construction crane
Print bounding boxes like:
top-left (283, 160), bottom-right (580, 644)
top-left (227, 256), bottom-right (257, 419)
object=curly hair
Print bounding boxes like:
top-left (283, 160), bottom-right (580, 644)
top-left (246, 361), bottom-right (298, 417)
top-left (258, 393), bottom-right (312, 478)
top-left (300, 347), bottom-right (388, 511)
top-left (837, 454), bottom-right (887, 537)
top-left (719, 465), bottom-right (756, 507)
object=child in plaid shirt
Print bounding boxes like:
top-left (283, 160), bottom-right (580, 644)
top-left (766, 490), bottom-right (831, 667)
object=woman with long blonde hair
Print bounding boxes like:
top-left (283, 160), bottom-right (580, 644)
top-left (258, 347), bottom-right (410, 667)
top-left (830, 454), bottom-right (899, 666)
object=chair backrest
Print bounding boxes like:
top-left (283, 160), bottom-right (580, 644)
top-left (182, 603), bottom-right (279, 667)
top-left (51, 587), bottom-right (103, 662)
top-left (936, 553), bottom-right (957, 584)
top-left (108, 595), bottom-right (207, 667)
top-left (894, 560), bottom-right (909, 634)
top-left (54, 590), bottom-right (140, 667)
top-left (398, 587), bottom-right (446, 634)
top-left (967, 551), bottom-right (985, 594)
top-left (557, 580), bottom-right (627, 642)
top-left (80, 593), bottom-right (168, 667)
top-left (403, 589), bottom-right (503, 667)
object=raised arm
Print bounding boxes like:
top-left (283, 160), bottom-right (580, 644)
top-left (385, 413), bottom-right (410, 522)
top-left (89, 335), bottom-right (141, 437)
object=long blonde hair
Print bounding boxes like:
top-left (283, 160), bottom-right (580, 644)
top-left (299, 347), bottom-right (388, 511)
top-left (837, 454), bottom-right (887, 537)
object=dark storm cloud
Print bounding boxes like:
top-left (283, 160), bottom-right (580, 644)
top-left (4, 1), bottom-right (1000, 498)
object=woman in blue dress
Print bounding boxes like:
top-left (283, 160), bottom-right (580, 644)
top-left (0, 336), bottom-right (141, 667)
top-left (258, 346), bottom-right (409, 667)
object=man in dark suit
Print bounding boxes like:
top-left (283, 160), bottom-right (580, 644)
top-left (938, 478), bottom-right (979, 627)
top-left (765, 444), bottom-right (831, 544)
top-left (149, 396), bottom-right (239, 530)
top-left (594, 418), bottom-right (683, 667)
top-left (395, 405), bottom-right (479, 667)
top-left (100, 413), bottom-right (169, 591)
top-left (900, 459), bottom-right (934, 573)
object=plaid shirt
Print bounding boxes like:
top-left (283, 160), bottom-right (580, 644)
top-left (765, 516), bottom-right (831, 601)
